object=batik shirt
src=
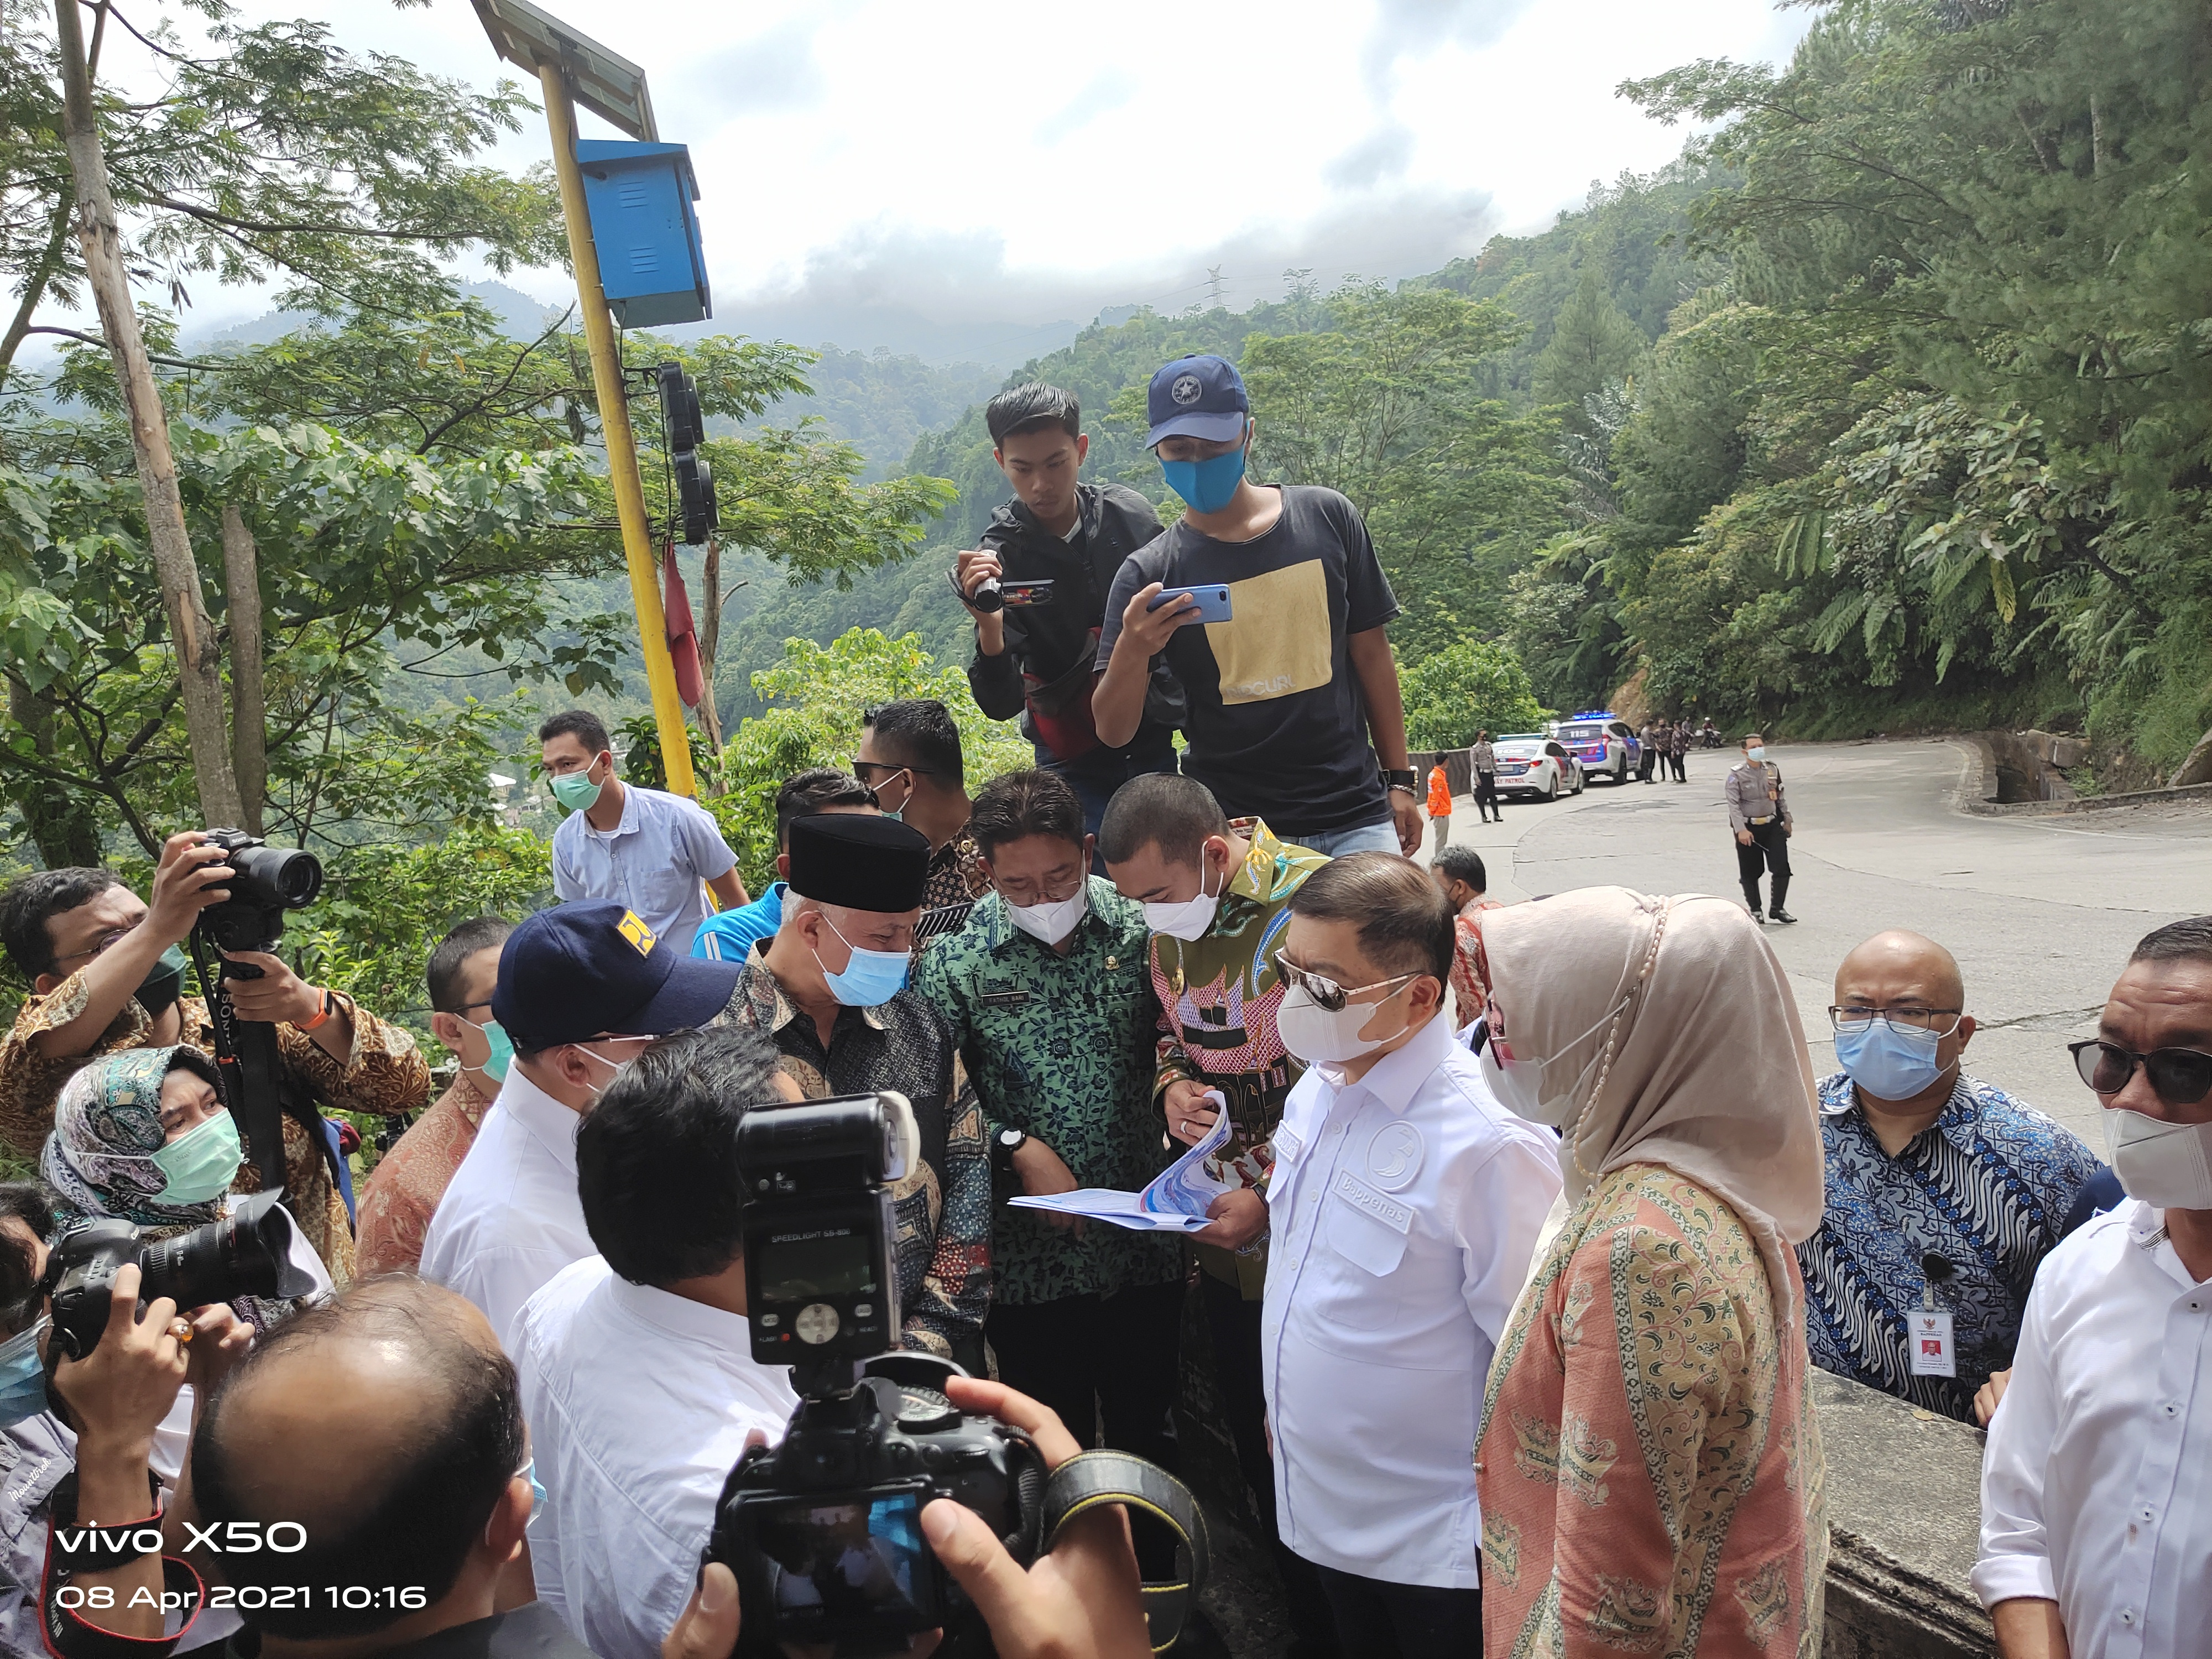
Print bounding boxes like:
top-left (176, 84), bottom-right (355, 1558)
top-left (1147, 817), bottom-right (1329, 1298)
top-left (355, 1072), bottom-right (491, 1277)
top-left (915, 834), bottom-right (990, 956)
top-left (915, 879), bottom-right (1178, 1307)
top-left (1479, 1165), bottom-right (1828, 1658)
top-left (723, 953), bottom-right (991, 1361)
top-left (0, 981), bottom-right (428, 1286)
top-left (1797, 1069), bottom-right (2105, 1421)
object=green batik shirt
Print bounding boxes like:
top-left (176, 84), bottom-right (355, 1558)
top-left (1149, 817), bottom-right (1330, 1299)
top-left (915, 878), bottom-right (1182, 1307)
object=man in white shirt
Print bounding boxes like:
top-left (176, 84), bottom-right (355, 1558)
top-left (1974, 914), bottom-right (2212, 1659)
top-left (420, 900), bottom-right (740, 1350)
top-left (1260, 853), bottom-right (1561, 1658)
top-left (541, 708), bottom-right (746, 954)
top-left (515, 1024), bottom-right (803, 1659)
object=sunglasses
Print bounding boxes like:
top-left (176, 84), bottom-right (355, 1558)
top-left (2068, 1039), bottom-right (2212, 1108)
top-left (1272, 951), bottom-right (1417, 1013)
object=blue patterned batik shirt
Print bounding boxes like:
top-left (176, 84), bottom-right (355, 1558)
top-left (1798, 1068), bottom-right (2107, 1421)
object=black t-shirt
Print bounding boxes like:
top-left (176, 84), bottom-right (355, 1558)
top-left (1097, 485), bottom-right (1399, 836)
top-left (218, 1602), bottom-right (593, 1659)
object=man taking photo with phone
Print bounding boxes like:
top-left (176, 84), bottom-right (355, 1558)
top-left (954, 384), bottom-right (1183, 843)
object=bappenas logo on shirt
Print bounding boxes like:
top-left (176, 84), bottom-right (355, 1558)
top-left (618, 910), bottom-right (657, 954)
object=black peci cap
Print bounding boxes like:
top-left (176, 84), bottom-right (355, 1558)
top-left (785, 813), bottom-right (930, 914)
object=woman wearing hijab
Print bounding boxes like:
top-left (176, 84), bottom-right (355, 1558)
top-left (40, 1045), bottom-right (331, 1477)
top-left (1470, 888), bottom-right (1828, 1658)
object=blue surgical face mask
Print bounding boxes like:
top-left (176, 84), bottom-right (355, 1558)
top-left (1159, 440), bottom-right (1248, 514)
top-left (812, 913), bottom-right (910, 1006)
top-left (0, 1319), bottom-right (50, 1428)
top-left (1834, 1018), bottom-right (1952, 1104)
top-left (152, 1110), bottom-right (244, 1206)
top-left (458, 1012), bottom-right (513, 1083)
top-left (1746, 745), bottom-right (1767, 763)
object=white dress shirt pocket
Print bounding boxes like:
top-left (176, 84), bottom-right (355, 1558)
top-left (1313, 1176), bottom-right (1411, 1335)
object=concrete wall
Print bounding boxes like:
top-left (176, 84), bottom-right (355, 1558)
top-left (1814, 1370), bottom-right (1994, 1658)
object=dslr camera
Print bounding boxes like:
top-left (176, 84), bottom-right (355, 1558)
top-left (704, 1093), bottom-right (1048, 1657)
top-left (41, 1190), bottom-right (317, 1360)
top-left (196, 828), bottom-right (323, 954)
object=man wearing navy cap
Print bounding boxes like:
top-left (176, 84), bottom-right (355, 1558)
top-left (420, 900), bottom-right (740, 1350)
top-left (727, 814), bottom-right (992, 1368)
top-left (1092, 353), bottom-right (1422, 858)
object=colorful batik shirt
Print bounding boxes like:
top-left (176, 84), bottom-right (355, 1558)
top-left (723, 953), bottom-right (991, 1361)
top-left (1797, 1068), bottom-right (2106, 1421)
top-left (915, 834), bottom-right (991, 956)
top-left (915, 879), bottom-right (1179, 1307)
top-left (0, 979), bottom-right (429, 1287)
top-left (1478, 1165), bottom-right (1827, 1659)
top-left (1146, 817), bottom-right (1329, 1298)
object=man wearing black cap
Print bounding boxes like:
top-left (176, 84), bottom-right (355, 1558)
top-left (420, 900), bottom-right (740, 1350)
top-left (1092, 353), bottom-right (1423, 859)
top-left (727, 813), bottom-right (991, 1366)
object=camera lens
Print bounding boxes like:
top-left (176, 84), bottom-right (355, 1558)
top-left (233, 844), bottom-right (324, 907)
top-left (138, 1191), bottom-right (311, 1309)
top-left (969, 578), bottom-right (1004, 614)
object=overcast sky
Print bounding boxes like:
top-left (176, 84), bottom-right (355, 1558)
top-left (164, 0), bottom-right (1812, 363)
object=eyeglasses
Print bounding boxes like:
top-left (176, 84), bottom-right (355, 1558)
top-left (1272, 951), bottom-right (1417, 1013)
top-left (1828, 1006), bottom-right (1963, 1036)
top-left (851, 760), bottom-right (938, 785)
top-left (2068, 1039), bottom-right (2212, 1108)
top-left (52, 927), bottom-right (135, 969)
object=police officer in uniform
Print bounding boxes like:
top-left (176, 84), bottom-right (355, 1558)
top-left (1725, 732), bottom-right (1797, 923)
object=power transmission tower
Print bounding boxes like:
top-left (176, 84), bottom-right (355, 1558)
top-left (1206, 265), bottom-right (1225, 309)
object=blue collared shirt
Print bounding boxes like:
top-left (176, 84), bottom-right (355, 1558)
top-left (550, 783), bottom-right (737, 955)
top-left (1798, 1068), bottom-right (2107, 1420)
top-left (693, 883), bottom-right (784, 961)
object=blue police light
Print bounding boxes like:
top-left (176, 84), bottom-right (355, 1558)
top-left (575, 139), bottom-right (711, 327)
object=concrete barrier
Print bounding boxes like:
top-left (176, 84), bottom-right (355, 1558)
top-left (1813, 1370), bottom-right (1994, 1657)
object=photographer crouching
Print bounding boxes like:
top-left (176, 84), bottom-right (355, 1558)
top-left (0, 833), bottom-right (432, 1284)
top-left (0, 1179), bottom-right (253, 1657)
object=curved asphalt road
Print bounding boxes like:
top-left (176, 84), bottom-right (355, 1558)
top-left (1427, 738), bottom-right (2212, 1142)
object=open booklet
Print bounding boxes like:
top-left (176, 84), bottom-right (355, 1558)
top-left (1007, 1091), bottom-right (1236, 1233)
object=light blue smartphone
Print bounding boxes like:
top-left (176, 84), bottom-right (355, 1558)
top-left (1149, 585), bottom-right (1233, 625)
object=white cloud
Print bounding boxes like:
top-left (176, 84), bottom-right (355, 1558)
top-left (112, 0), bottom-right (1813, 357)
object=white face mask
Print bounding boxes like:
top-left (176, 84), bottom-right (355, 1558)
top-left (575, 1040), bottom-right (648, 1102)
top-left (1143, 852), bottom-right (1224, 942)
top-left (1006, 886), bottom-right (1088, 947)
top-left (1276, 979), bottom-right (1419, 1066)
top-left (2101, 1107), bottom-right (2212, 1211)
top-left (1475, 991), bottom-right (1637, 1129)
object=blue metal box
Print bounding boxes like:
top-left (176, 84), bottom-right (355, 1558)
top-left (574, 139), bottom-right (711, 327)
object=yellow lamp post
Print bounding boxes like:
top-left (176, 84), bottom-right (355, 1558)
top-left (471, 0), bottom-right (698, 799)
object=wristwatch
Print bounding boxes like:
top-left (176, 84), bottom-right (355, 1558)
top-left (992, 1126), bottom-right (1029, 1173)
top-left (1383, 768), bottom-right (1419, 794)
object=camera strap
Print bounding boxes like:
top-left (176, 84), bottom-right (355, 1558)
top-left (39, 1475), bottom-right (206, 1659)
top-left (1039, 1451), bottom-right (1212, 1655)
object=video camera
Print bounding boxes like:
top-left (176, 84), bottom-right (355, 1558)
top-left (187, 830), bottom-right (324, 1203)
top-left (704, 1092), bottom-right (1048, 1656)
top-left (40, 1190), bottom-right (317, 1361)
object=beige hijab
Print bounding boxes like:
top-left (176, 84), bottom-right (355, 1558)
top-left (1474, 886), bottom-right (1823, 1317)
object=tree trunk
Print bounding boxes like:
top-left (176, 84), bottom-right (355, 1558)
top-left (221, 504), bottom-right (267, 833)
top-left (53, 0), bottom-right (243, 829)
top-left (5, 676), bottom-right (105, 868)
top-left (695, 536), bottom-right (726, 783)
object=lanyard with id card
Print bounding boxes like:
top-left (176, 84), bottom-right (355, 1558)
top-left (1910, 1250), bottom-right (1958, 1379)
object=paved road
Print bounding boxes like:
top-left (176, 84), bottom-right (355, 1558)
top-left (1427, 738), bottom-right (2212, 1144)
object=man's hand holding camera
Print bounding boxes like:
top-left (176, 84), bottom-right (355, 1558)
top-left (217, 948), bottom-right (350, 1058)
top-left (953, 551), bottom-right (1007, 656)
top-left (662, 1379), bottom-right (1151, 1659)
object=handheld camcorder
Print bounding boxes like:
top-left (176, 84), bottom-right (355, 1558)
top-left (703, 1092), bottom-right (1049, 1657)
top-left (40, 1190), bottom-right (317, 1361)
top-left (948, 569), bottom-right (1053, 614)
top-left (196, 828), bottom-right (323, 954)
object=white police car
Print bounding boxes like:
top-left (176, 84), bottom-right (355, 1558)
top-left (1493, 735), bottom-right (1584, 802)
top-left (1548, 712), bottom-right (1641, 785)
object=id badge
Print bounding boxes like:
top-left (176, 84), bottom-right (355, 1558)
top-left (1908, 1308), bottom-right (1957, 1378)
